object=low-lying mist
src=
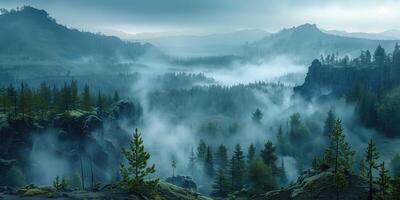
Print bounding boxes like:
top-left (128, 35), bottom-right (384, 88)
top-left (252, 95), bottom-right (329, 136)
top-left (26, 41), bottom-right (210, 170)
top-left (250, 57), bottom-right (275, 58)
top-left (21, 54), bottom-right (400, 194)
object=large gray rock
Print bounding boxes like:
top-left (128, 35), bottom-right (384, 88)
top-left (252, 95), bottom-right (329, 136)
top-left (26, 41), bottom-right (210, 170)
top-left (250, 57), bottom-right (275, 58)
top-left (110, 100), bottom-right (142, 124)
top-left (253, 170), bottom-right (369, 200)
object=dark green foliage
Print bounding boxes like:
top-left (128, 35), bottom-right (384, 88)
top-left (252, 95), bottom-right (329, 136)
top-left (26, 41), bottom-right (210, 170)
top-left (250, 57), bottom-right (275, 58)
top-left (279, 159), bottom-right (288, 186)
top-left (260, 141), bottom-right (279, 175)
top-left (148, 82), bottom-right (283, 119)
top-left (324, 109), bottom-right (336, 136)
top-left (53, 176), bottom-right (67, 192)
top-left (364, 139), bottom-right (380, 200)
top-left (376, 162), bottom-right (390, 200)
top-left (113, 91), bottom-right (120, 102)
top-left (374, 45), bottom-right (387, 65)
top-left (2, 166), bottom-right (26, 187)
top-left (216, 144), bottom-right (228, 170)
top-left (322, 119), bottom-right (354, 199)
top-left (391, 174), bottom-right (400, 200)
top-left (230, 144), bottom-right (245, 191)
top-left (247, 144), bottom-right (256, 165)
top-left (97, 90), bottom-right (103, 112)
top-left (196, 140), bottom-right (207, 163)
top-left (323, 119), bottom-right (354, 172)
top-left (252, 108), bottom-right (263, 123)
top-left (289, 112), bottom-right (309, 142)
top-left (0, 81), bottom-right (119, 118)
top-left (119, 128), bottom-right (158, 195)
top-left (82, 84), bottom-right (92, 111)
top-left (188, 148), bottom-right (196, 176)
top-left (359, 158), bottom-right (367, 178)
top-left (276, 125), bottom-right (287, 155)
top-left (376, 87), bottom-right (400, 136)
top-left (248, 156), bottom-right (276, 193)
top-left (391, 154), bottom-right (400, 177)
top-left (205, 146), bottom-right (214, 177)
top-left (211, 169), bottom-right (230, 198)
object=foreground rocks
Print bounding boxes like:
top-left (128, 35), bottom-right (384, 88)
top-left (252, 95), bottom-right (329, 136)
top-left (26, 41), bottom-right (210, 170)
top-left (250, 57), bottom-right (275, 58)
top-left (0, 182), bottom-right (211, 200)
top-left (253, 170), bottom-right (369, 200)
top-left (166, 175), bottom-right (197, 191)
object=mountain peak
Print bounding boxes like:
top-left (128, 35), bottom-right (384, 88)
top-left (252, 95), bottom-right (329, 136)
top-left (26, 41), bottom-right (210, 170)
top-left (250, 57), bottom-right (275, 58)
top-left (1, 6), bottom-right (53, 22)
top-left (293, 23), bottom-right (321, 33)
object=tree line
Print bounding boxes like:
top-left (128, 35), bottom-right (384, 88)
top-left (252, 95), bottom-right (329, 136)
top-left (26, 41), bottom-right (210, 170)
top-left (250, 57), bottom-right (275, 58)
top-left (0, 80), bottom-right (121, 118)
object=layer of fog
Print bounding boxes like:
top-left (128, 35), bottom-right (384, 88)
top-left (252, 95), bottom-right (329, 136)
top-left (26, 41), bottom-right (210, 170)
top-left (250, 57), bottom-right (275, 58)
top-left (24, 54), bottom-right (400, 192)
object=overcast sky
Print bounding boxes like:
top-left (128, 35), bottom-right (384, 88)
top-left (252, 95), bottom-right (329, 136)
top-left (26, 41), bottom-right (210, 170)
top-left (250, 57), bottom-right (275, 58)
top-left (1, 0), bottom-right (400, 35)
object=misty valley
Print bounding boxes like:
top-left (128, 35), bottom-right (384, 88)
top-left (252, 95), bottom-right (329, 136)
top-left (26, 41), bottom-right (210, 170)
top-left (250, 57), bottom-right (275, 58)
top-left (1, 5), bottom-right (400, 200)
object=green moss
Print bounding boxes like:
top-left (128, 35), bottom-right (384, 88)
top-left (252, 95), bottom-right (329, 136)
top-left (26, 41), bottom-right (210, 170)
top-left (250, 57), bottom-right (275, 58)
top-left (17, 185), bottom-right (55, 196)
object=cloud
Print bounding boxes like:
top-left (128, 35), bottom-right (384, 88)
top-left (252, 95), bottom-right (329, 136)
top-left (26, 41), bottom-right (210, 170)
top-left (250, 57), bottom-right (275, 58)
top-left (1, 0), bottom-right (399, 34)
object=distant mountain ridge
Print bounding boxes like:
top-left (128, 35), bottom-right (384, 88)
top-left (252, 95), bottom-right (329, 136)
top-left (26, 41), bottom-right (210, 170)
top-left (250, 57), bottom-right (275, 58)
top-left (324, 29), bottom-right (400, 40)
top-left (131, 29), bottom-right (270, 56)
top-left (243, 24), bottom-right (400, 63)
top-left (0, 6), bottom-right (156, 62)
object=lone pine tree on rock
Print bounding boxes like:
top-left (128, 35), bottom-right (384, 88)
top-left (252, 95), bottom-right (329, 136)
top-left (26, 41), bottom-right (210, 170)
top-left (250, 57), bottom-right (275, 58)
top-left (119, 128), bottom-right (159, 195)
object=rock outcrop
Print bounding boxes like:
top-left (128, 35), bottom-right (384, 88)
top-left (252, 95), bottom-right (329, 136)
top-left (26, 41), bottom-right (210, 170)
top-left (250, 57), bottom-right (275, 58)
top-left (253, 170), bottom-right (369, 200)
top-left (165, 175), bottom-right (197, 191)
top-left (294, 59), bottom-right (391, 98)
top-left (0, 182), bottom-right (211, 200)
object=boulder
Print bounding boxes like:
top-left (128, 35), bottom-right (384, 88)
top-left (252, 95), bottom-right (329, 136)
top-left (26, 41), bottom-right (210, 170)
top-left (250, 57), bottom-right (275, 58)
top-left (165, 175), bottom-right (197, 191)
top-left (253, 170), bottom-right (369, 200)
top-left (83, 115), bottom-right (102, 132)
top-left (110, 99), bottom-right (142, 123)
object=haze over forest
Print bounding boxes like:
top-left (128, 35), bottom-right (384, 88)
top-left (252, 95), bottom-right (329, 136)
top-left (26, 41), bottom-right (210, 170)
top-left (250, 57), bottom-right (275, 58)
top-left (1, 1), bottom-right (400, 200)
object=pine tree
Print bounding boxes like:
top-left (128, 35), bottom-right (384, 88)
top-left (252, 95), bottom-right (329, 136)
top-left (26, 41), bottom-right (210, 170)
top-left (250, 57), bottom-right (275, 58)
top-left (19, 82), bottom-right (26, 118)
top-left (365, 138), bottom-right (380, 200)
top-left (279, 159), bottom-right (288, 186)
top-left (248, 156), bottom-right (276, 193)
top-left (252, 108), bottom-right (263, 123)
top-left (324, 109), bottom-right (336, 136)
top-left (365, 50), bottom-right (372, 64)
top-left (113, 91), bottom-right (120, 102)
top-left (376, 162), bottom-right (390, 200)
top-left (216, 144), bottom-right (228, 170)
top-left (247, 144), bottom-right (256, 165)
top-left (97, 90), bottom-right (103, 111)
top-left (391, 154), bottom-right (400, 177)
top-left (324, 119), bottom-right (354, 170)
top-left (188, 148), bottom-right (196, 176)
top-left (374, 45), bottom-right (386, 65)
top-left (276, 125), bottom-right (287, 155)
top-left (70, 80), bottom-right (78, 109)
top-left (205, 146), bottom-right (214, 178)
top-left (119, 128), bottom-right (158, 195)
top-left (260, 141), bottom-right (278, 175)
top-left (391, 174), bottom-right (400, 200)
top-left (171, 159), bottom-right (177, 177)
top-left (7, 85), bottom-right (17, 116)
top-left (211, 169), bottom-right (230, 198)
top-left (197, 140), bottom-right (207, 163)
top-left (323, 119), bottom-right (354, 200)
top-left (230, 144), bottom-right (245, 191)
top-left (59, 82), bottom-right (71, 111)
top-left (82, 84), bottom-right (91, 111)
top-left (359, 158), bottom-right (367, 178)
